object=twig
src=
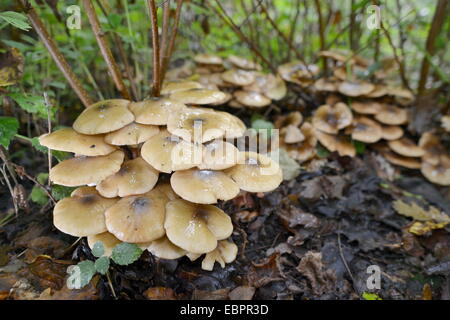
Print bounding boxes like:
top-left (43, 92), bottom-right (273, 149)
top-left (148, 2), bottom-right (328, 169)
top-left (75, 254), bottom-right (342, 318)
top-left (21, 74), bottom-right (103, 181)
top-left (147, 0), bottom-right (162, 97)
top-left (160, 0), bottom-right (170, 68)
top-left (83, 0), bottom-right (131, 100)
top-left (17, 0), bottom-right (93, 108)
top-left (43, 92), bottom-right (52, 186)
top-left (106, 271), bottom-right (118, 299)
top-left (337, 228), bottom-right (360, 296)
top-left (0, 164), bottom-right (18, 216)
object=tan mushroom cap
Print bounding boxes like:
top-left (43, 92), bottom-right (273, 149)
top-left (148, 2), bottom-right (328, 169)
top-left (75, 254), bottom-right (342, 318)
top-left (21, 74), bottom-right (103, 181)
top-left (39, 128), bottom-right (116, 156)
top-left (87, 232), bottom-right (122, 257)
top-left (104, 122), bottom-right (159, 146)
top-left (281, 125), bottom-right (305, 144)
top-left (141, 130), bottom-right (201, 173)
top-left (164, 199), bottom-right (233, 254)
top-left (227, 55), bottom-right (261, 70)
top-left (96, 157), bottom-right (159, 198)
top-left (154, 182), bottom-right (180, 201)
top-left (381, 125), bottom-right (404, 141)
top-left (338, 81), bottom-right (375, 97)
top-left (366, 85), bottom-right (388, 98)
top-left (73, 99), bottom-right (134, 135)
top-left (129, 98), bottom-right (186, 125)
top-left (374, 104), bottom-right (408, 125)
top-left (283, 122), bottom-right (317, 162)
top-left (49, 150), bottom-right (124, 186)
top-left (384, 151), bottom-right (421, 169)
top-left (312, 103), bottom-right (353, 134)
top-left (105, 189), bottom-right (168, 243)
top-left (161, 80), bottom-right (203, 95)
top-left (198, 140), bottom-right (239, 170)
top-left (314, 78), bottom-right (338, 92)
top-left (318, 50), bottom-right (348, 63)
top-left (167, 108), bottom-right (246, 143)
top-left (421, 157), bottom-right (450, 186)
top-left (225, 151), bottom-right (283, 193)
top-left (387, 87), bottom-right (414, 101)
top-left (170, 88), bottom-right (228, 105)
top-left (234, 90), bottom-right (271, 108)
top-left (147, 236), bottom-right (187, 260)
top-left (194, 53), bottom-right (223, 65)
top-left (221, 69), bottom-right (255, 86)
top-left (278, 61), bottom-right (320, 82)
top-left (275, 111), bottom-right (303, 129)
top-left (315, 130), bottom-right (356, 157)
top-left (171, 169), bottom-right (240, 204)
top-left (351, 116), bottom-right (382, 143)
top-left (264, 74), bottom-right (287, 100)
top-left (198, 72), bottom-right (229, 88)
top-left (441, 116), bottom-right (450, 132)
top-left (53, 187), bottom-right (116, 237)
top-left (388, 137), bottom-right (424, 157)
top-left (350, 101), bottom-right (381, 115)
top-left (201, 240), bottom-right (238, 271)
top-left (419, 132), bottom-right (446, 165)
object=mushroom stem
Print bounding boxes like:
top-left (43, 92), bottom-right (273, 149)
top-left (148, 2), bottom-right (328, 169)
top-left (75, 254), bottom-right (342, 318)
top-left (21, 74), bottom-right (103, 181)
top-left (83, 0), bottom-right (131, 100)
top-left (147, 0), bottom-right (162, 97)
top-left (16, 0), bottom-right (94, 108)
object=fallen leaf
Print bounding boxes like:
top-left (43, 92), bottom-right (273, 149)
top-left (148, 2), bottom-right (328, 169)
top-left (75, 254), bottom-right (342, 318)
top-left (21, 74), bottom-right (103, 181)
top-left (192, 288), bottom-right (230, 300)
top-left (144, 287), bottom-right (177, 300)
top-left (296, 251), bottom-right (336, 295)
top-left (228, 286), bottom-right (256, 300)
top-left (393, 200), bottom-right (450, 223)
top-left (422, 283), bottom-right (432, 300)
top-left (408, 221), bottom-right (448, 236)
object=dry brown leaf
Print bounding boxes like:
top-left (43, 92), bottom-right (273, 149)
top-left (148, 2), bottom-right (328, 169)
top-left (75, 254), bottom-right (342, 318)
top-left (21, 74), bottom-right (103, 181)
top-left (393, 200), bottom-right (450, 223)
top-left (144, 287), bottom-right (177, 300)
top-left (408, 221), bottom-right (448, 236)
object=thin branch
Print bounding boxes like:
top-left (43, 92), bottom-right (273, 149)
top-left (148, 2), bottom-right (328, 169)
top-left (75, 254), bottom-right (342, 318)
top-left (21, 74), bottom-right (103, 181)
top-left (162, 0), bottom-right (184, 84)
top-left (160, 0), bottom-right (171, 67)
top-left (83, 0), bottom-right (131, 100)
top-left (17, 0), bottom-right (93, 108)
top-left (147, 0), bottom-right (161, 97)
top-left (314, 0), bottom-right (327, 74)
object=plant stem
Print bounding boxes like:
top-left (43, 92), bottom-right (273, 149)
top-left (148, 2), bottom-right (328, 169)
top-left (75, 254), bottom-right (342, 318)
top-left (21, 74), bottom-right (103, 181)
top-left (147, 0), bottom-right (161, 97)
top-left (162, 0), bottom-right (184, 83)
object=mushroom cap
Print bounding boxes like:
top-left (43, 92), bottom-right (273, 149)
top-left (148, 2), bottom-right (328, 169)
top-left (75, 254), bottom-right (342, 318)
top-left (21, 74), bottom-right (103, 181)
top-left (221, 69), bottom-right (255, 86)
top-left (318, 50), bottom-right (348, 63)
top-left (201, 240), bottom-right (238, 271)
top-left (263, 74), bottom-right (287, 100)
top-left (281, 125), bottom-right (305, 144)
top-left (338, 81), bottom-right (375, 97)
top-left (39, 128), bottom-right (117, 156)
top-left (73, 99), bottom-right (134, 135)
top-left (387, 87), bottom-right (414, 101)
top-left (350, 101), bottom-right (381, 115)
top-left (234, 90), bottom-right (271, 108)
top-left (171, 169), bottom-right (240, 204)
top-left (167, 107), bottom-right (246, 143)
top-left (315, 130), bottom-right (356, 157)
top-left (170, 88), bottom-right (228, 105)
top-left (161, 80), bottom-right (203, 95)
top-left (147, 236), bottom-right (187, 260)
top-left (374, 104), bottom-right (408, 125)
top-left (274, 111), bottom-right (303, 128)
top-left (209, 92), bottom-right (233, 106)
top-left (49, 150), bottom-right (124, 186)
top-left (53, 187), bottom-right (117, 237)
top-left (227, 55), bottom-right (261, 70)
top-left (198, 140), bottom-right (240, 170)
top-left (421, 158), bottom-right (450, 186)
top-left (194, 53), bottom-right (223, 65)
top-left (129, 98), bottom-right (186, 125)
top-left (225, 151), bottom-right (283, 193)
top-left (198, 72), bottom-right (229, 88)
top-left (164, 199), bottom-right (233, 254)
top-left (314, 78), bottom-right (338, 92)
top-left (104, 122), bottom-right (159, 146)
top-left (366, 85), bottom-right (388, 98)
top-left (283, 122), bottom-right (317, 162)
top-left (419, 132), bottom-right (445, 165)
top-left (141, 130), bottom-right (201, 173)
top-left (381, 125), bottom-right (404, 141)
top-left (105, 189), bottom-right (168, 243)
top-left (375, 143), bottom-right (421, 169)
top-left (441, 116), bottom-right (450, 132)
top-left (278, 61), bottom-right (319, 83)
top-left (87, 232), bottom-right (122, 257)
top-left (388, 138), bottom-right (424, 157)
top-left (154, 182), bottom-right (180, 201)
top-left (312, 103), bottom-right (353, 134)
top-left (351, 116), bottom-right (382, 143)
top-left (96, 157), bottom-right (159, 198)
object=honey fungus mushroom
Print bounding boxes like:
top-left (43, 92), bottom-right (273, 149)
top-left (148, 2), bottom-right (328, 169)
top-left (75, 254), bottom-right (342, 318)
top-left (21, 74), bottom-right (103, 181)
top-left (73, 99), bottom-right (134, 135)
top-left (421, 156), bottom-right (450, 186)
top-left (225, 152), bottom-right (283, 193)
top-left (170, 88), bottom-right (228, 105)
top-left (387, 137), bottom-right (424, 158)
top-left (234, 90), bottom-right (271, 108)
top-left (147, 236), bottom-right (187, 260)
top-left (227, 55), bottom-right (261, 70)
top-left (338, 81), bottom-right (375, 97)
top-left (282, 122), bottom-right (317, 162)
top-left (53, 187), bottom-right (117, 237)
top-left (87, 232), bottom-right (122, 257)
top-left (104, 122), bottom-right (159, 146)
top-left (350, 116), bottom-right (382, 143)
top-left (200, 240), bottom-right (238, 271)
top-left (164, 199), bottom-right (233, 254)
top-left (49, 150), bottom-right (124, 186)
top-left (39, 127), bottom-right (116, 156)
top-left (312, 103), bottom-right (353, 134)
top-left (314, 130), bottom-right (356, 157)
top-left (221, 69), bottom-right (255, 86)
top-left (105, 189), bottom-right (167, 243)
top-left (198, 140), bottom-right (240, 170)
top-left (160, 80), bottom-right (203, 95)
top-left (374, 104), bottom-right (408, 125)
top-left (129, 98), bottom-right (186, 126)
top-left (96, 157), bottom-right (159, 198)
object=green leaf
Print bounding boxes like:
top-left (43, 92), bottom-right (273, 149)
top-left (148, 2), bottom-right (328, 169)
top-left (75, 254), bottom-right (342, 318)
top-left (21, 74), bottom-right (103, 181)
top-left (353, 140), bottom-right (366, 155)
top-left (111, 243), bottom-right (143, 266)
top-left (30, 186), bottom-right (48, 205)
top-left (8, 93), bottom-right (52, 119)
top-left (362, 292), bottom-right (382, 300)
top-left (36, 172), bottom-right (49, 185)
top-left (0, 12), bottom-right (31, 31)
top-left (66, 260), bottom-right (96, 289)
top-left (29, 137), bottom-right (70, 162)
top-left (51, 185), bottom-right (76, 200)
top-left (91, 242), bottom-right (105, 258)
top-left (94, 256), bottom-right (110, 275)
top-left (0, 117), bottom-right (19, 148)
top-left (316, 144), bottom-right (330, 158)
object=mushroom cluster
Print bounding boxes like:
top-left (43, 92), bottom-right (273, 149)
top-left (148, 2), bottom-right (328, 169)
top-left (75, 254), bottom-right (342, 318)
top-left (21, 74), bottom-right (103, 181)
top-left (40, 94), bottom-right (283, 270)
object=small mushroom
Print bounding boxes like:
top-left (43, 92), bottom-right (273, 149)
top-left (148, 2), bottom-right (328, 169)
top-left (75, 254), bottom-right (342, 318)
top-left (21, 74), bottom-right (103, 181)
top-left (154, 182), bottom-right (180, 201)
top-left (388, 138), bottom-right (424, 157)
top-left (147, 236), bottom-right (187, 259)
top-left (278, 61), bottom-right (319, 83)
top-left (170, 88), bottom-right (228, 105)
top-left (164, 199), bottom-right (233, 254)
top-left (374, 143), bottom-right (421, 169)
top-left (201, 240), bottom-right (238, 271)
top-left (421, 156), bottom-right (450, 186)
top-left (441, 116), bottom-right (450, 132)
top-left (161, 80), bottom-right (203, 95)
top-left (227, 55), bottom-right (261, 70)
top-left (312, 103), bottom-right (353, 134)
top-left (365, 85), bottom-right (388, 98)
top-left (171, 169), bottom-right (240, 204)
top-left (105, 189), bottom-right (168, 243)
top-left (73, 99), bottom-right (134, 135)
top-left (350, 116), bottom-right (382, 143)
top-left (234, 90), bottom-right (271, 108)
top-left (104, 122), bottom-right (159, 146)
top-left (338, 81), bottom-right (375, 97)
top-left (225, 152), bottom-right (283, 193)
top-left (198, 140), bottom-right (240, 170)
top-left (380, 125), bottom-right (404, 141)
top-left (39, 127), bottom-right (116, 156)
top-left (315, 130), bottom-right (356, 157)
top-left (221, 69), bottom-right (255, 86)
top-left (282, 122), bottom-right (317, 162)
top-left (87, 232), bottom-right (122, 257)
top-left (281, 125), bottom-right (305, 144)
top-left (419, 132), bottom-right (446, 165)
top-left (194, 53), bottom-right (223, 66)
top-left (350, 101), bottom-right (381, 115)
top-left (53, 187), bottom-right (117, 237)
top-left (96, 157), bottom-right (159, 198)
top-left (314, 78), bottom-right (339, 92)
top-left (374, 104), bottom-right (408, 125)
top-left (49, 150), bottom-right (124, 186)
top-left (141, 130), bottom-right (201, 173)
top-left (129, 98), bottom-right (186, 125)
top-left (274, 111), bottom-right (303, 129)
